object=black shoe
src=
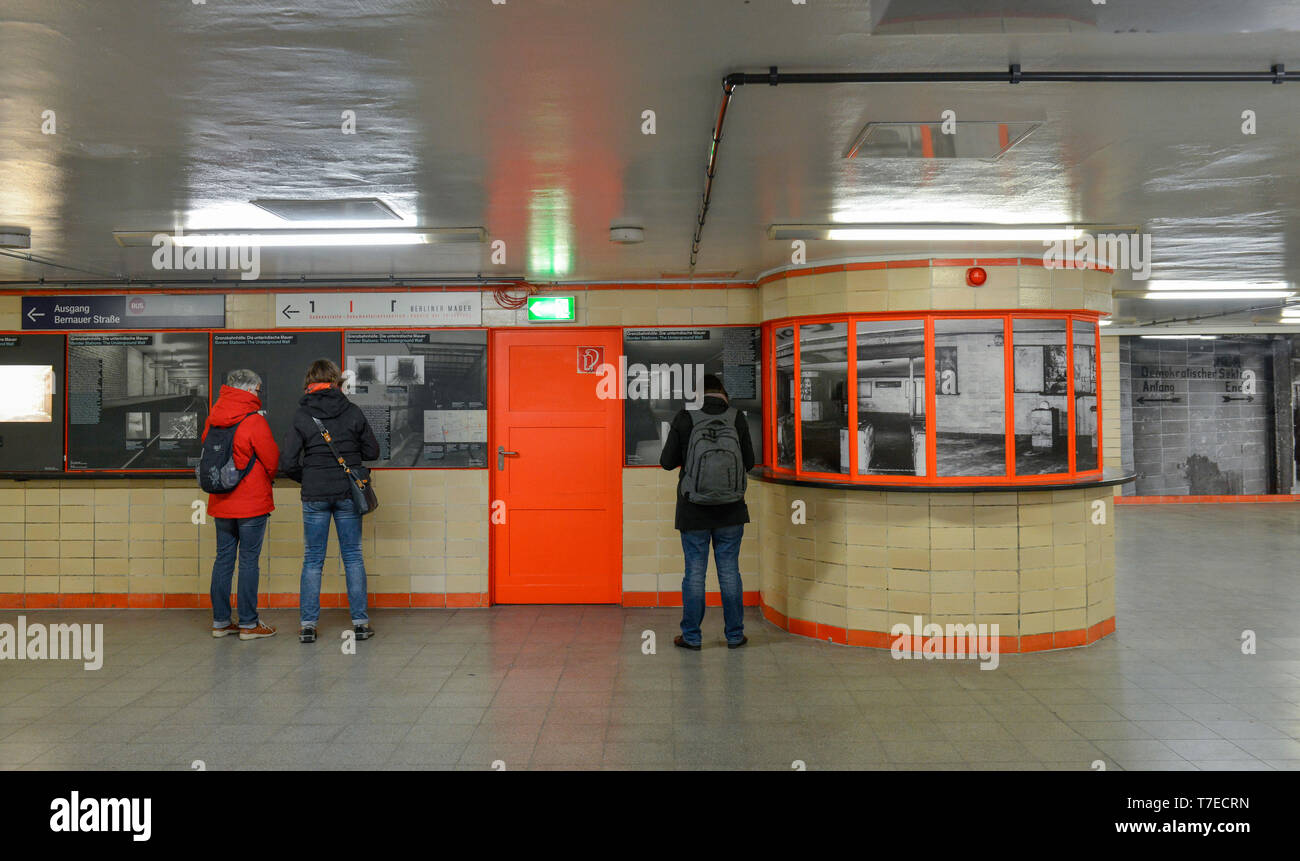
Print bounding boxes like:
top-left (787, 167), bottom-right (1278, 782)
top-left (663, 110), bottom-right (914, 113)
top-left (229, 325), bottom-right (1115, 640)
top-left (298, 626), bottom-right (317, 644)
top-left (727, 636), bottom-right (749, 650)
top-left (674, 635), bottom-right (701, 651)
top-left (353, 624), bottom-right (375, 641)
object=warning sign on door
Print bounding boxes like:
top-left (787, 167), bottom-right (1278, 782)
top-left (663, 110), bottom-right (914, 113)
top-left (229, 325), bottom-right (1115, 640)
top-left (577, 346), bottom-right (604, 373)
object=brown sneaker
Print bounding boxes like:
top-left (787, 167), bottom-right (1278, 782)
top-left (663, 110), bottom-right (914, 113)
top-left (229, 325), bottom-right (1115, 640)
top-left (211, 623), bottom-right (240, 638)
top-left (238, 622), bottom-right (277, 641)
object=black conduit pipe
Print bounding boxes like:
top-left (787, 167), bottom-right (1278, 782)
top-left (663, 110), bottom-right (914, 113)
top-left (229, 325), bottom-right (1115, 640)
top-left (689, 63), bottom-right (1296, 269)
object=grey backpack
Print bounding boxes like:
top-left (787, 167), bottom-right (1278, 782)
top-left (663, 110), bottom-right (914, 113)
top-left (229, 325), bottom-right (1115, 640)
top-left (679, 407), bottom-right (746, 505)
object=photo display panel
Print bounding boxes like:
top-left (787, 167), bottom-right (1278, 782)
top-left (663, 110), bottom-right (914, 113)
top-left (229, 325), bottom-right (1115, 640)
top-left (0, 333), bottom-right (65, 473)
top-left (67, 332), bottom-right (210, 470)
top-left (211, 331), bottom-right (343, 454)
top-left (343, 330), bottom-right (487, 467)
top-left (623, 326), bottom-right (762, 466)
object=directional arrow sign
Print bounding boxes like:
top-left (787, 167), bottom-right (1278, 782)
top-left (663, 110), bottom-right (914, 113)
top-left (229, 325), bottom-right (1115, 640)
top-left (1136, 396), bottom-right (1182, 405)
top-left (25, 306), bottom-right (43, 323)
top-left (1221, 395), bottom-right (1254, 403)
top-left (281, 304), bottom-right (299, 320)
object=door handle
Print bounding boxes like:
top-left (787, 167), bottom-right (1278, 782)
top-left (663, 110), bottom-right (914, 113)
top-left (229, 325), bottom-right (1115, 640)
top-left (497, 445), bottom-right (519, 470)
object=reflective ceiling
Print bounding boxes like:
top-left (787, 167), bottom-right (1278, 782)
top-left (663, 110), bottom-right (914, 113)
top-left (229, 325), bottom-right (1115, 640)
top-left (1, 1), bottom-right (1299, 327)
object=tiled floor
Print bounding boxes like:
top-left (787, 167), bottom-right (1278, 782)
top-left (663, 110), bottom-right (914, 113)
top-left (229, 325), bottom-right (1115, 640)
top-left (2, 503), bottom-right (1298, 770)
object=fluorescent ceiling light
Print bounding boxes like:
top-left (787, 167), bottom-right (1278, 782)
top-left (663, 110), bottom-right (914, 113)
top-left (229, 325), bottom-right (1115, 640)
top-left (1140, 334), bottom-right (1218, 340)
top-left (1145, 280), bottom-right (1289, 291)
top-left (1098, 319), bottom-right (1112, 326)
top-left (113, 227), bottom-right (485, 248)
top-left (249, 198), bottom-right (401, 222)
top-left (1144, 291), bottom-right (1294, 299)
top-left (770, 224), bottom-right (1088, 241)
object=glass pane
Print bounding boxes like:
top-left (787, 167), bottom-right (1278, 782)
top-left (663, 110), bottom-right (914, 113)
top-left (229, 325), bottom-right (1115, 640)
top-left (1012, 319), bottom-right (1070, 475)
top-left (855, 319), bottom-right (926, 476)
top-left (934, 318), bottom-right (1006, 476)
top-left (798, 322), bottom-right (848, 473)
top-left (775, 325), bottom-right (795, 469)
top-left (1073, 319), bottom-right (1101, 471)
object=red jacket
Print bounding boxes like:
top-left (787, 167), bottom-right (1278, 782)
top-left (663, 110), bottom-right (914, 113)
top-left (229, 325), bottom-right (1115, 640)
top-left (201, 386), bottom-right (279, 519)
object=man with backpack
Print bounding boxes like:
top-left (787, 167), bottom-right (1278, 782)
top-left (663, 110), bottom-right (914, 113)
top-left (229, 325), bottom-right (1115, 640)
top-left (660, 373), bottom-right (756, 650)
top-left (198, 369), bottom-right (280, 641)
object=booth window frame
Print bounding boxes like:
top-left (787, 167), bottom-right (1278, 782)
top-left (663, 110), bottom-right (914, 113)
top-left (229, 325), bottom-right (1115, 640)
top-left (762, 310), bottom-right (1105, 487)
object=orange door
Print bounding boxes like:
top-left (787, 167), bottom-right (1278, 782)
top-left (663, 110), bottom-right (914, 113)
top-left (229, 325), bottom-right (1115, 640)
top-left (490, 329), bottom-right (622, 603)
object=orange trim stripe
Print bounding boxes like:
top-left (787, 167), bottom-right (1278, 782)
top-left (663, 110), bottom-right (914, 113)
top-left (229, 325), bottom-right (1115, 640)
top-left (1117, 495), bottom-right (1299, 504)
top-left (758, 598), bottom-right (1115, 653)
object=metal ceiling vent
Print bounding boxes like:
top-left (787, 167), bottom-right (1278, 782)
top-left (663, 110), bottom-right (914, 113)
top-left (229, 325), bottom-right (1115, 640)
top-left (249, 197), bottom-right (402, 222)
top-left (845, 121), bottom-right (1039, 160)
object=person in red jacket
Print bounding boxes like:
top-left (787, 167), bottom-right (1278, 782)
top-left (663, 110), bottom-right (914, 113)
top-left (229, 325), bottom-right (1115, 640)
top-left (202, 369), bottom-right (280, 641)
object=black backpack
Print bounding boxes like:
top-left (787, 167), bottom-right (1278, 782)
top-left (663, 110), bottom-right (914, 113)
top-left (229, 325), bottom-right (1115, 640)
top-left (196, 417), bottom-right (258, 494)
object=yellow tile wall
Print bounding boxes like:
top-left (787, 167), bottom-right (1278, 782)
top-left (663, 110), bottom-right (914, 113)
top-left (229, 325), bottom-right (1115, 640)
top-left (759, 264), bottom-right (1114, 321)
top-left (0, 472), bottom-right (488, 599)
top-left (622, 468), bottom-right (761, 596)
top-left (755, 480), bottom-right (1115, 638)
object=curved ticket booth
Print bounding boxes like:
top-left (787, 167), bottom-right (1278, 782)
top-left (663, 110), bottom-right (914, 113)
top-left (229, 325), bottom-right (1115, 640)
top-left (750, 259), bottom-right (1131, 652)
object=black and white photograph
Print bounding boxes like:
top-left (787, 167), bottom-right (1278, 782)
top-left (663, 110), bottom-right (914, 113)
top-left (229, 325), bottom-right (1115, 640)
top-left (2, 0), bottom-right (1297, 833)
top-left (1013, 318), bottom-right (1070, 475)
top-left (1074, 320), bottom-right (1101, 471)
top-left (66, 332), bottom-right (209, 470)
top-left (0, 334), bottom-right (64, 472)
top-left (344, 330), bottom-right (487, 467)
top-left (855, 319), bottom-right (927, 476)
top-left (622, 327), bottom-right (761, 466)
top-left (796, 322), bottom-right (848, 474)
top-left (934, 318), bottom-right (1007, 476)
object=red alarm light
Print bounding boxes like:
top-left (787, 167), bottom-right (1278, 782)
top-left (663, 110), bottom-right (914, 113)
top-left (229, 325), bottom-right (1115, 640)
top-left (966, 266), bottom-right (987, 287)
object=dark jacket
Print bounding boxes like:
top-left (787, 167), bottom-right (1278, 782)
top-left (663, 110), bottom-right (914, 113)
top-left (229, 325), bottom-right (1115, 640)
top-left (278, 386), bottom-right (380, 502)
top-left (659, 395), bottom-right (755, 531)
top-left (201, 385), bottom-right (279, 519)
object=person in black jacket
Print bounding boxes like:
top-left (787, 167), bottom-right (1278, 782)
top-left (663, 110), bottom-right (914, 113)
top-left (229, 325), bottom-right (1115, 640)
top-left (660, 374), bottom-right (755, 650)
top-left (279, 359), bottom-right (381, 644)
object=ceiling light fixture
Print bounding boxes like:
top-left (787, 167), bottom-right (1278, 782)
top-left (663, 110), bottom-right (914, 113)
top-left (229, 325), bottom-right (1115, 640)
top-left (1140, 334), bottom-right (1219, 340)
top-left (113, 227), bottom-right (485, 248)
top-left (0, 226), bottom-right (32, 249)
top-left (1144, 291), bottom-right (1294, 300)
top-left (1145, 280), bottom-right (1290, 292)
top-left (769, 224), bottom-right (1093, 241)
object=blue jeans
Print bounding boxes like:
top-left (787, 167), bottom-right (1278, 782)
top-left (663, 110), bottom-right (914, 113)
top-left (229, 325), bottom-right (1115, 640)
top-left (679, 524), bottom-right (745, 646)
top-left (209, 515), bottom-right (268, 629)
top-left (299, 498), bottom-right (369, 627)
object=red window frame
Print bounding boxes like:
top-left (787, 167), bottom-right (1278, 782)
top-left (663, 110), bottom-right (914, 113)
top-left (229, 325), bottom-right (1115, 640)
top-left (764, 309), bottom-right (1104, 487)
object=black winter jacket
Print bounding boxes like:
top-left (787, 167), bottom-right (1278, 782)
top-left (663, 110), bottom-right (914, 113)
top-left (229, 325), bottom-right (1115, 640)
top-left (278, 387), bottom-right (381, 502)
top-left (659, 395), bottom-right (755, 531)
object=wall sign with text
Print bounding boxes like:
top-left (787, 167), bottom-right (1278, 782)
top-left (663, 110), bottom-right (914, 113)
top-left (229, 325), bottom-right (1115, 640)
top-left (276, 293), bottom-right (482, 327)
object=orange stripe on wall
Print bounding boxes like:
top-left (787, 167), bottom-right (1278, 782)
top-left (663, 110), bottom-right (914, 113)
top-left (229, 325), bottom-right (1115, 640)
top-left (620, 591), bottom-right (761, 609)
top-left (0, 593), bottom-right (491, 610)
top-left (758, 598), bottom-right (1114, 653)
top-left (1117, 495), bottom-right (1300, 504)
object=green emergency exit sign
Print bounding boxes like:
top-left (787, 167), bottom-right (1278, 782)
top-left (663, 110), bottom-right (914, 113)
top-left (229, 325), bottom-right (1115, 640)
top-left (527, 295), bottom-right (576, 322)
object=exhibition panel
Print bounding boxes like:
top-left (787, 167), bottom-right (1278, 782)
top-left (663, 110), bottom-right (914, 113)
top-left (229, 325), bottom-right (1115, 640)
top-left (0, 333), bottom-right (64, 473)
top-left (342, 329), bottom-right (487, 468)
top-left (66, 332), bottom-right (210, 472)
top-left (210, 330), bottom-right (343, 452)
top-left (622, 325), bottom-right (762, 466)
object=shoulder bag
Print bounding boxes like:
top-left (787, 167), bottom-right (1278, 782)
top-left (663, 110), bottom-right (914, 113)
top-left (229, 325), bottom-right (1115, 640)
top-left (311, 416), bottom-right (379, 515)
